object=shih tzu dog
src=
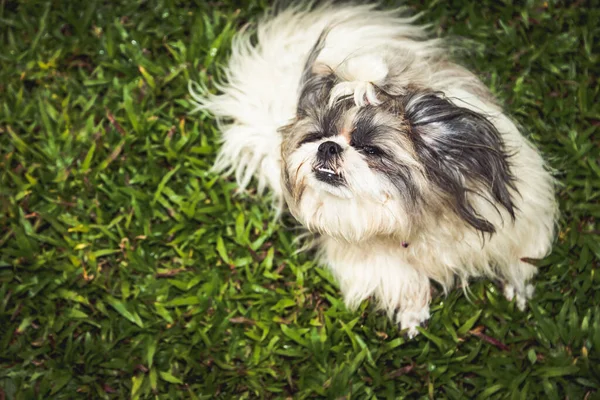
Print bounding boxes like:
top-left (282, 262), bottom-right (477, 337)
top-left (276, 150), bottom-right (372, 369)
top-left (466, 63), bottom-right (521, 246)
top-left (190, 2), bottom-right (557, 337)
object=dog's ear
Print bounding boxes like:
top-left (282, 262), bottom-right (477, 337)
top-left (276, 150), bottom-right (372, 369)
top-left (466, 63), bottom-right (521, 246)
top-left (402, 91), bottom-right (517, 234)
top-left (296, 28), bottom-right (336, 116)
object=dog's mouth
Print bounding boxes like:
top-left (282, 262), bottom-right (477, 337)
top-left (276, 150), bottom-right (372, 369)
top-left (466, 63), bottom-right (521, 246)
top-left (315, 166), bottom-right (336, 175)
top-left (313, 165), bottom-right (345, 186)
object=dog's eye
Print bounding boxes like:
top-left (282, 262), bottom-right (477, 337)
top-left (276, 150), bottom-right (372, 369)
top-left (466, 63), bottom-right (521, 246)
top-left (350, 140), bottom-right (382, 156)
top-left (298, 132), bottom-right (322, 146)
top-left (360, 145), bottom-right (382, 156)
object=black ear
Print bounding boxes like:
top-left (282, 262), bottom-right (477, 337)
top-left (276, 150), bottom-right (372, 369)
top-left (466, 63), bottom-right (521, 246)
top-left (296, 28), bottom-right (336, 116)
top-left (402, 91), bottom-right (517, 234)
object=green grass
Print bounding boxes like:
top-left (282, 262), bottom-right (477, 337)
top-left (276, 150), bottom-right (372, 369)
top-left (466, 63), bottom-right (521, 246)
top-left (1, 0), bottom-right (599, 398)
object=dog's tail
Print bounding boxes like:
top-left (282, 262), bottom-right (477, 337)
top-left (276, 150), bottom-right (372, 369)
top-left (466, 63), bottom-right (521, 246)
top-left (188, 73), bottom-right (285, 203)
top-left (188, 6), bottom-right (309, 211)
top-left (189, 2), bottom-right (429, 213)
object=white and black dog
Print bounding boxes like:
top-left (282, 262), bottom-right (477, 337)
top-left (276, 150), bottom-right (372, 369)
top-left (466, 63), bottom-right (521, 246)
top-left (190, 2), bottom-right (558, 337)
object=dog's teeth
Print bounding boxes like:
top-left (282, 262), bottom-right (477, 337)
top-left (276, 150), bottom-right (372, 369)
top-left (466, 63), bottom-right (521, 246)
top-left (317, 167), bottom-right (335, 174)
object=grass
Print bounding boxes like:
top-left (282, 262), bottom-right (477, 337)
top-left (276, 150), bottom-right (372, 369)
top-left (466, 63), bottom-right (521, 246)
top-left (0, 0), bottom-right (599, 398)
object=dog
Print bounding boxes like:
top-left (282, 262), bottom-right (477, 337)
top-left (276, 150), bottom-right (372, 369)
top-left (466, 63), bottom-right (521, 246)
top-left (189, 2), bottom-right (558, 337)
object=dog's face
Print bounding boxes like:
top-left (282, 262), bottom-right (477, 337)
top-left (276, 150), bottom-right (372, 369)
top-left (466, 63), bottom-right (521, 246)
top-left (280, 33), bottom-right (517, 243)
top-left (281, 97), bottom-right (425, 242)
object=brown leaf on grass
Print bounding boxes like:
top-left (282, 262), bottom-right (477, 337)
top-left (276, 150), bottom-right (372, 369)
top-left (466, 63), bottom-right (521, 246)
top-left (104, 141), bottom-right (125, 169)
top-left (386, 363), bottom-right (415, 379)
top-left (229, 317), bottom-right (256, 325)
top-left (520, 257), bottom-right (542, 266)
top-left (469, 326), bottom-right (510, 351)
top-left (248, 247), bottom-right (266, 263)
top-left (155, 268), bottom-right (188, 278)
top-left (105, 109), bottom-right (126, 136)
top-left (275, 263), bottom-right (286, 274)
top-left (134, 364), bottom-right (149, 373)
top-left (10, 302), bottom-right (22, 321)
top-left (166, 125), bottom-right (176, 140)
top-left (375, 331), bottom-right (388, 340)
top-left (103, 384), bottom-right (116, 394)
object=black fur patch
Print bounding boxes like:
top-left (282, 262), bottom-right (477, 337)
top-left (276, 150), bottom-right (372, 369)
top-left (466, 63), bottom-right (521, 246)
top-left (297, 72), bottom-right (337, 118)
top-left (401, 91), bottom-right (517, 234)
top-left (352, 106), bottom-right (422, 208)
top-left (351, 105), bottom-right (398, 154)
top-left (295, 27), bottom-right (358, 147)
top-left (297, 28), bottom-right (336, 116)
top-left (296, 99), bottom-right (355, 147)
top-left (314, 169), bottom-right (346, 186)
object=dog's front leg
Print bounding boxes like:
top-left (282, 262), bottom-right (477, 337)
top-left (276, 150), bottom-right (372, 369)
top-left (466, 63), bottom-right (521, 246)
top-left (324, 239), bottom-right (432, 337)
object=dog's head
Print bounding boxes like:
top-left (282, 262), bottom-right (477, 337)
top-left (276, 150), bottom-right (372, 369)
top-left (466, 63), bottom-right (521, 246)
top-left (280, 31), bottom-right (517, 243)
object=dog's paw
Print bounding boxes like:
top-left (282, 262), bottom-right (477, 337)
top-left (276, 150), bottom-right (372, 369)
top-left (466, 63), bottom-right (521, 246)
top-left (503, 283), bottom-right (534, 311)
top-left (503, 283), bottom-right (515, 301)
top-left (396, 307), bottom-right (430, 339)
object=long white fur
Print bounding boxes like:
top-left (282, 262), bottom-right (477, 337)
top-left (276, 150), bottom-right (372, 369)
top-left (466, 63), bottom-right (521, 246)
top-left (190, 2), bottom-right (558, 337)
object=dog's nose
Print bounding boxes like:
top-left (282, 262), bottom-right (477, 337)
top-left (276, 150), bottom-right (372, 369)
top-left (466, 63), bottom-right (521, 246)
top-left (317, 141), bottom-right (342, 158)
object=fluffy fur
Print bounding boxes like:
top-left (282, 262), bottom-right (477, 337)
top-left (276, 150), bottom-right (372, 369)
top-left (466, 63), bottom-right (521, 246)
top-left (190, 2), bottom-right (558, 337)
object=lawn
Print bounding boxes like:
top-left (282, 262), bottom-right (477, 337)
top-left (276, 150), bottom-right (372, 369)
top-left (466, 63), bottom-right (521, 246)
top-left (1, 0), bottom-right (599, 398)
